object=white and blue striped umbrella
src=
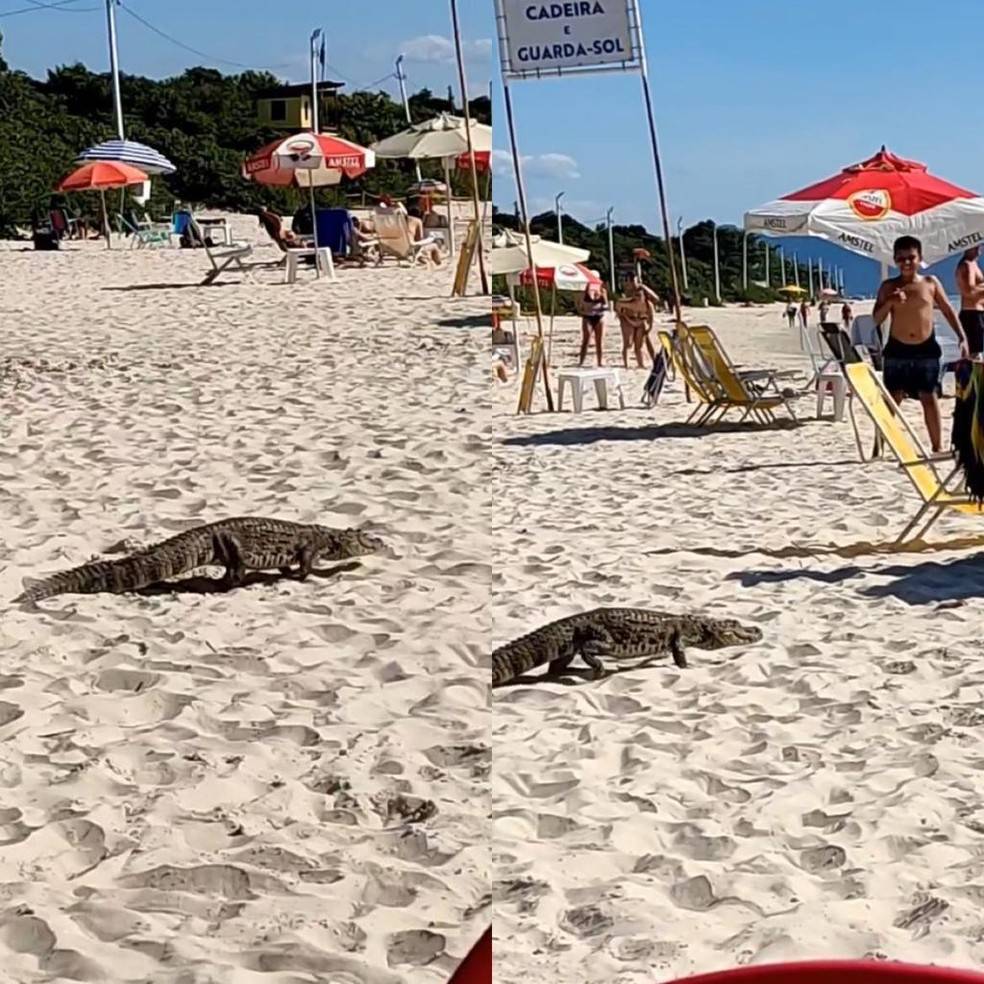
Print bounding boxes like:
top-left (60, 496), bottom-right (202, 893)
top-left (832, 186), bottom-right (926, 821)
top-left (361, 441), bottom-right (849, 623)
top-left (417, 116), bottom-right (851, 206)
top-left (75, 139), bottom-right (176, 175)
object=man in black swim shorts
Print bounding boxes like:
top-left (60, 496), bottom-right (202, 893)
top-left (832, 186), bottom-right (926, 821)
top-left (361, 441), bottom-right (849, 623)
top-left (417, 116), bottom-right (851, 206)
top-left (955, 246), bottom-right (984, 356)
top-left (872, 236), bottom-right (969, 452)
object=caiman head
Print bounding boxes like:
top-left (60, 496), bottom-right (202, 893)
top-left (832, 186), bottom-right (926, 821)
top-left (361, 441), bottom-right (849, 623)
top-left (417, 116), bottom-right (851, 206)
top-left (682, 616), bottom-right (762, 649)
top-left (315, 526), bottom-right (385, 557)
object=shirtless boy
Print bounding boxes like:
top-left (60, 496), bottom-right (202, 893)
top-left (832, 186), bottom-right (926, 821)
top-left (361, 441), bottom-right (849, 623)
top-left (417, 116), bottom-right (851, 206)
top-left (872, 235), bottom-right (968, 452)
top-left (955, 245), bottom-right (984, 356)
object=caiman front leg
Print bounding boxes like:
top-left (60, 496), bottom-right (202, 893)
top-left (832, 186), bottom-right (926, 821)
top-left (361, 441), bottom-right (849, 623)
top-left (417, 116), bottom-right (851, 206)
top-left (296, 546), bottom-right (315, 581)
top-left (212, 532), bottom-right (246, 589)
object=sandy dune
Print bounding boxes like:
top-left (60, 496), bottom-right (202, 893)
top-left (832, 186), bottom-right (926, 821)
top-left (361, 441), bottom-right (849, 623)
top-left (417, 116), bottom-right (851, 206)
top-left (492, 304), bottom-right (984, 980)
top-left (0, 212), bottom-right (490, 983)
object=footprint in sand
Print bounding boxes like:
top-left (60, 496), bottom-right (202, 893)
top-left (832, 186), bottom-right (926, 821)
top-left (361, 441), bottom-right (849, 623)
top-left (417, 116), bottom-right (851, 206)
top-left (386, 929), bottom-right (446, 967)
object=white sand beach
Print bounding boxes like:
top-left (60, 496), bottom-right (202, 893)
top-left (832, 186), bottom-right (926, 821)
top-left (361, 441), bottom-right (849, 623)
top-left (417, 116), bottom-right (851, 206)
top-left (0, 211), bottom-right (490, 983)
top-left (492, 304), bottom-right (984, 980)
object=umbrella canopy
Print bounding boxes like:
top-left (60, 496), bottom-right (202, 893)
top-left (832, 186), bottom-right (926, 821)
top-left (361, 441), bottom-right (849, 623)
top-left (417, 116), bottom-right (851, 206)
top-left (243, 132), bottom-right (374, 188)
top-left (517, 262), bottom-right (601, 292)
top-left (745, 146), bottom-right (984, 267)
top-left (57, 161), bottom-right (149, 250)
top-left (75, 139), bottom-right (175, 175)
top-left (491, 228), bottom-right (590, 276)
top-left (777, 284), bottom-right (807, 295)
top-left (456, 150), bottom-right (490, 173)
top-left (370, 113), bottom-right (491, 160)
top-left (57, 160), bottom-right (148, 191)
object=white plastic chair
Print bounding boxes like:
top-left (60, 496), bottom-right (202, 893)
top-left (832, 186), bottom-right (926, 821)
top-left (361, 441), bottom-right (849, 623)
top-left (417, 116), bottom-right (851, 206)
top-left (556, 367), bottom-right (626, 412)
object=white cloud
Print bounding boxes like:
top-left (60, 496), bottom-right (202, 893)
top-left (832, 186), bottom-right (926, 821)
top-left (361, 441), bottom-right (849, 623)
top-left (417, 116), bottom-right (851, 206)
top-left (401, 35), bottom-right (492, 65)
top-left (492, 149), bottom-right (580, 181)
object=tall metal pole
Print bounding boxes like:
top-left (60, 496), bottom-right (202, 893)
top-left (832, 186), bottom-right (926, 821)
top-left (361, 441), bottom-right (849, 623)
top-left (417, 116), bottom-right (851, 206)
top-left (310, 29), bottom-right (321, 133)
top-left (807, 257), bottom-right (813, 295)
top-left (712, 220), bottom-right (720, 302)
top-left (779, 245), bottom-right (786, 286)
top-left (742, 231), bottom-right (748, 290)
top-left (793, 251), bottom-right (800, 287)
top-left (606, 206), bottom-right (616, 293)
top-left (395, 55), bottom-right (423, 183)
top-left (638, 43), bottom-right (682, 323)
top-left (555, 191), bottom-right (565, 244)
top-left (105, 0), bottom-right (124, 140)
top-left (764, 242), bottom-right (770, 285)
top-left (818, 255), bottom-right (824, 293)
top-left (677, 216), bottom-right (688, 292)
top-left (449, 0), bottom-right (489, 294)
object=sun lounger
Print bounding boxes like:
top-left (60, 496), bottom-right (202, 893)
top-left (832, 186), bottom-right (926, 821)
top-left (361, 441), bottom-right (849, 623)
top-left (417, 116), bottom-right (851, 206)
top-left (200, 241), bottom-right (257, 285)
top-left (118, 213), bottom-right (170, 249)
top-left (680, 325), bottom-right (798, 426)
top-left (843, 361), bottom-right (984, 542)
top-left (371, 206), bottom-right (440, 266)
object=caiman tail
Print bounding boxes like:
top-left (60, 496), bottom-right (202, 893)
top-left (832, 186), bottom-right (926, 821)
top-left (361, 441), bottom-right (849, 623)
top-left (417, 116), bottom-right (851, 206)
top-left (13, 550), bottom-right (190, 603)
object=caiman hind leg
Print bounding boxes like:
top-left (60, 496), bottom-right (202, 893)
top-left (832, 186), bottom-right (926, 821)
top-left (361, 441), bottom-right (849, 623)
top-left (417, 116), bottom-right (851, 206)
top-left (212, 532), bottom-right (246, 589)
top-left (573, 625), bottom-right (616, 680)
top-left (295, 545), bottom-right (315, 581)
top-left (670, 628), bottom-right (688, 668)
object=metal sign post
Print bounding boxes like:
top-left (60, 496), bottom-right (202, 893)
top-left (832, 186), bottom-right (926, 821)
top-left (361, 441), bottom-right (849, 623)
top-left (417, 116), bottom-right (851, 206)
top-left (495, 0), bottom-right (683, 413)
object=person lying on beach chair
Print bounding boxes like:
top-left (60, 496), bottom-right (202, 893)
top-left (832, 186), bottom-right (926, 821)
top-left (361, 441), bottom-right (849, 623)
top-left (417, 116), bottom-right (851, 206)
top-left (372, 206), bottom-right (442, 268)
top-left (255, 208), bottom-right (314, 253)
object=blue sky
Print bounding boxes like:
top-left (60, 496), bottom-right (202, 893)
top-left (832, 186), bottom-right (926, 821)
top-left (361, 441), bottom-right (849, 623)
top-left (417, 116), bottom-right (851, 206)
top-left (0, 0), bottom-right (491, 101)
top-left (492, 0), bottom-right (984, 236)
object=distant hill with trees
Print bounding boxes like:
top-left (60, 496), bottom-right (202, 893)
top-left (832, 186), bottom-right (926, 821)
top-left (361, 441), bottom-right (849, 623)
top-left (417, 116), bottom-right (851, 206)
top-left (0, 31), bottom-right (490, 235)
top-left (492, 206), bottom-right (829, 309)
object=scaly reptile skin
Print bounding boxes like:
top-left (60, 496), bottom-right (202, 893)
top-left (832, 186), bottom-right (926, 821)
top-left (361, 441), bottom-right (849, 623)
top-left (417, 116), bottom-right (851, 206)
top-left (14, 517), bottom-right (383, 603)
top-left (492, 607), bottom-right (762, 686)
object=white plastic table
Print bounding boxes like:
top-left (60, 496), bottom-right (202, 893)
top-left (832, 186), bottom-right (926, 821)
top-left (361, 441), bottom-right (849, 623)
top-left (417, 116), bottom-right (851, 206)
top-left (556, 367), bottom-right (626, 412)
top-left (284, 246), bottom-right (335, 284)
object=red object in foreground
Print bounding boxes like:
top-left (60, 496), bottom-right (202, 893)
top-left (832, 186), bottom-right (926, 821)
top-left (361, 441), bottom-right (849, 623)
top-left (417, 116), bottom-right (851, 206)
top-left (668, 961), bottom-right (984, 984)
top-left (447, 927), bottom-right (491, 984)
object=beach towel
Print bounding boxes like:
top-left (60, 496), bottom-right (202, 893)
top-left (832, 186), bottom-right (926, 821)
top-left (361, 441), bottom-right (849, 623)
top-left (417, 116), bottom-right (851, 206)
top-left (642, 349), bottom-right (668, 407)
top-left (951, 360), bottom-right (984, 502)
top-left (315, 209), bottom-right (354, 255)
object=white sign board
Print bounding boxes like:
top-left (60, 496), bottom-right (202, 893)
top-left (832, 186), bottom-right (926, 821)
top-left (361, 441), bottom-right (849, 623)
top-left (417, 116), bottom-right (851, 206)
top-left (495, 0), bottom-right (642, 80)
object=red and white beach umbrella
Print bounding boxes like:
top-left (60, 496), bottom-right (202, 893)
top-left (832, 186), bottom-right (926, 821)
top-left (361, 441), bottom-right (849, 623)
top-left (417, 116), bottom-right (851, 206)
top-left (518, 262), bottom-right (601, 292)
top-left (744, 146), bottom-right (984, 267)
top-left (242, 132), bottom-right (374, 270)
top-left (243, 132), bottom-right (374, 187)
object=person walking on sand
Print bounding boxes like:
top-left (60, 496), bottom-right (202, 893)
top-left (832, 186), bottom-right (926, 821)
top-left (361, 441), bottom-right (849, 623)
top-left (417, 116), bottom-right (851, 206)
top-left (873, 235), bottom-right (969, 452)
top-left (800, 299), bottom-right (810, 331)
top-left (841, 300), bottom-right (853, 333)
top-left (577, 280), bottom-right (609, 367)
top-left (615, 274), bottom-right (659, 368)
top-left (785, 301), bottom-right (797, 329)
top-left (955, 245), bottom-right (984, 356)
top-left (819, 298), bottom-right (830, 323)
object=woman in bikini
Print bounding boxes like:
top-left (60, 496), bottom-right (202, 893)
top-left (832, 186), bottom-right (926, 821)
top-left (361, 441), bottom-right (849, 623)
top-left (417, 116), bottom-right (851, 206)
top-left (615, 274), bottom-right (660, 368)
top-left (577, 281), bottom-right (609, 366)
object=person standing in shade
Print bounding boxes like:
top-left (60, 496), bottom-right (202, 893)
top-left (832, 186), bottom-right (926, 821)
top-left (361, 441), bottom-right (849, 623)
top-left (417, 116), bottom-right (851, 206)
top-left (955, 246), bottom-right (984, 356)
top-left (841, 300), bottom-right (853, 333)
top-left (577, 281), bottom-right (609, 367)
top-left (873, 235), bottom-right (968, 452)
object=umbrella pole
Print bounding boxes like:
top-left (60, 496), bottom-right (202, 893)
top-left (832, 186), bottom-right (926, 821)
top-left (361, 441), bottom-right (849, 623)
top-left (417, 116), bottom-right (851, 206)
top-left (547, 282), bottom-right (556, 365)
top-left (309, 180), bottom-right (321, 279)
top-left (101, 189), bottom-right (111, 250)
top-left (444, 156), bottom-right (455, 257)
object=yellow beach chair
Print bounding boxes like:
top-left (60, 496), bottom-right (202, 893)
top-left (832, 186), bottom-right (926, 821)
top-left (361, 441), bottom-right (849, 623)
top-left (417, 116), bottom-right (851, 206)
top-left (657, 329), bottom-right (720, 424)
top-left (844, 361), bottom-right (984, 542)
top-left (680, 325), bottom-right (798, 426)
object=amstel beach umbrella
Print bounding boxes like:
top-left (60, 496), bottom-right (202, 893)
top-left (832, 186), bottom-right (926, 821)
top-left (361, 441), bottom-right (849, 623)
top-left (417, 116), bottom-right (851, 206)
top-left (745, 146), bottom-right (984, 270)
top-left (371, 113), bottom-right (492, 255)
top-left (57, 160), bottom-right (148, 249)
top-left (491, 228), bottom-right (590, 277)
top-left (518, 262), bottom-right (601, 292)
top-left (243, 132), bottom-right (374, 273)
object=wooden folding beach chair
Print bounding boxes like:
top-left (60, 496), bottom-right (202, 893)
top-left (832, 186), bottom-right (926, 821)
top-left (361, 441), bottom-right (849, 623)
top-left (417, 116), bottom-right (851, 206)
top-left (200, 241), bottom-right (257, 285)
top-left (681, 325), bottom-right (798, 426)
top-left (372, 206), bottom-right (441, 267)
top-left (844, 361), bottom-right (984, 542)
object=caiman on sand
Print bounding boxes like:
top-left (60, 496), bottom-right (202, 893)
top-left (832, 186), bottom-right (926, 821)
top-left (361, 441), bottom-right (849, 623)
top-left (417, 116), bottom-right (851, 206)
top-left (492, 607), bottom-right (762, 686)
top-left (14, 517), bottom-right (383, 603)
